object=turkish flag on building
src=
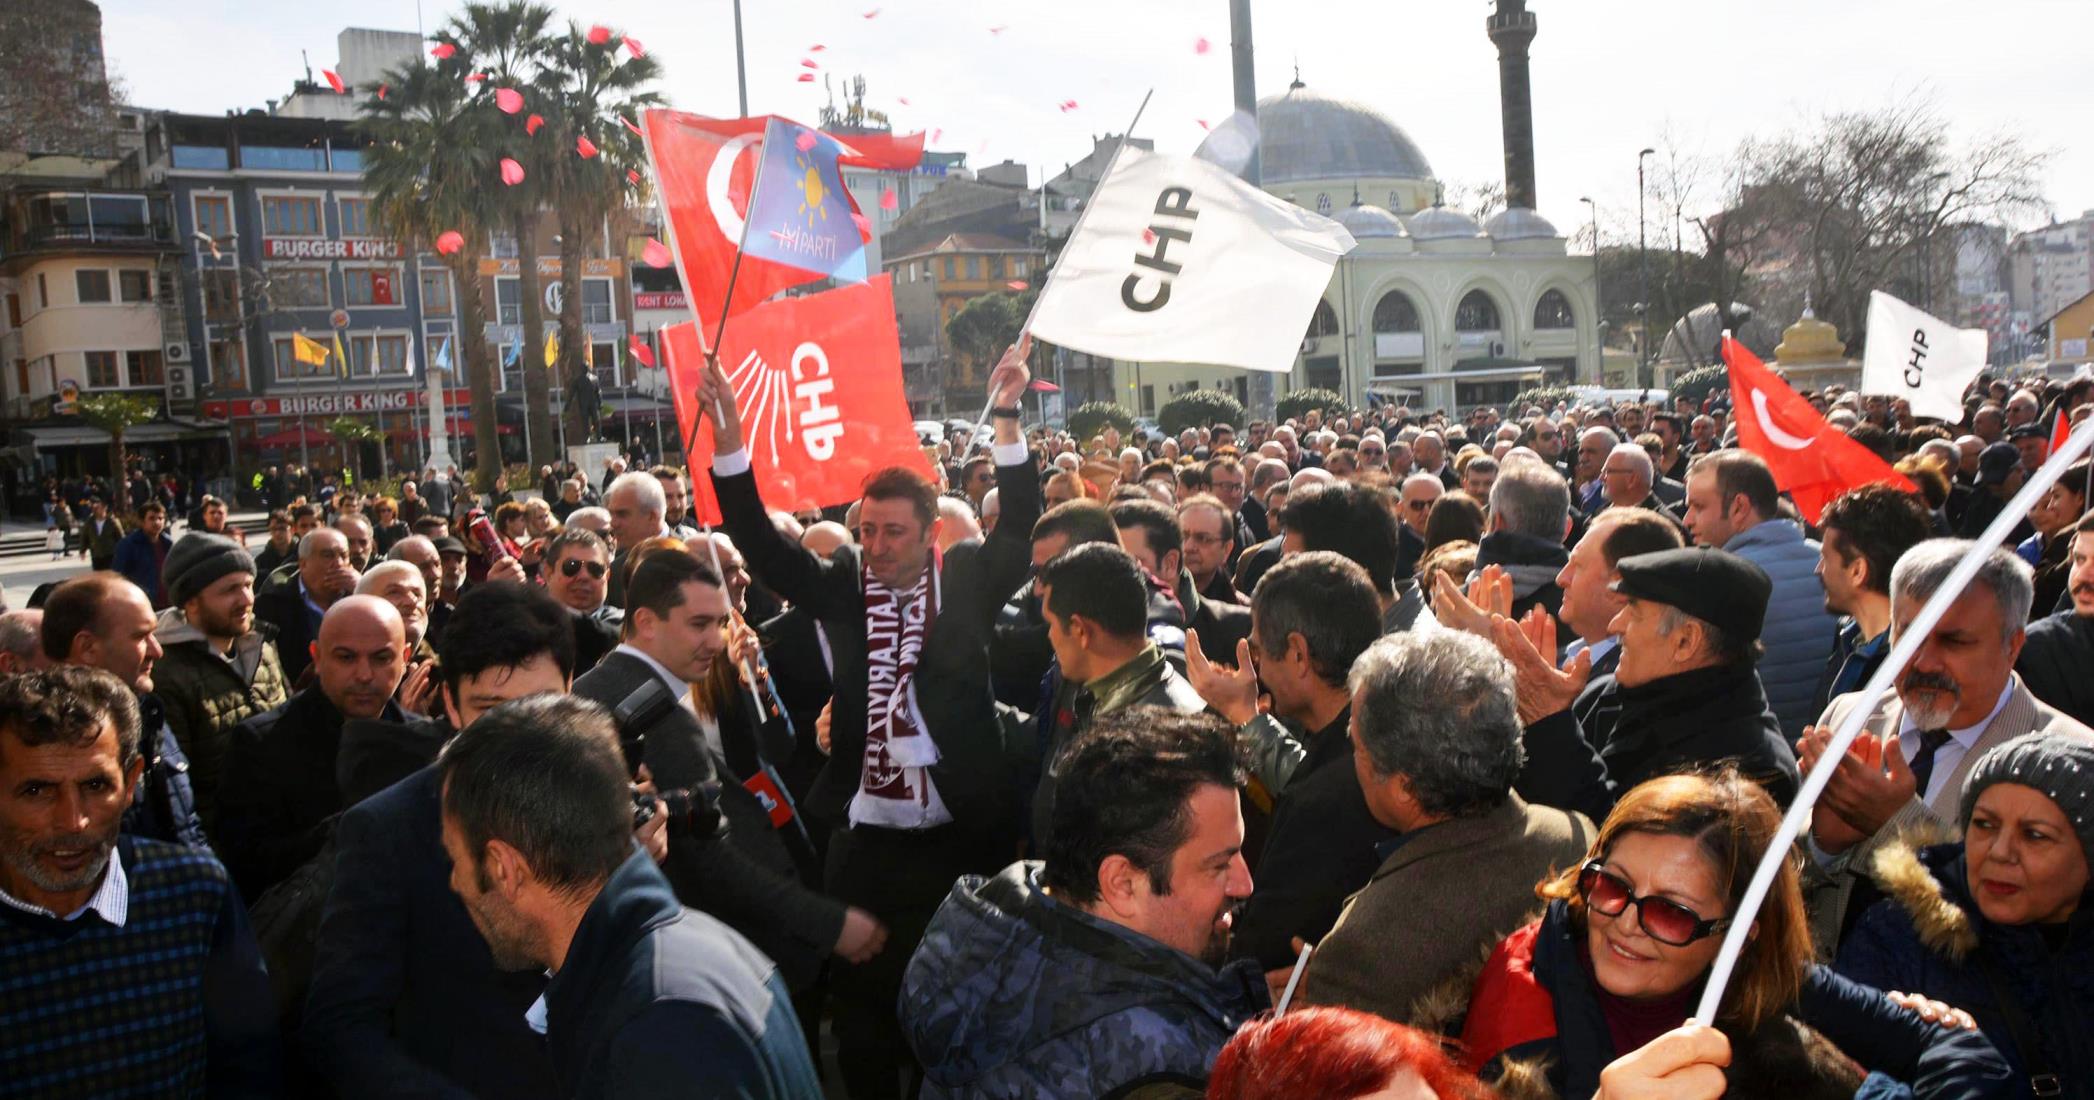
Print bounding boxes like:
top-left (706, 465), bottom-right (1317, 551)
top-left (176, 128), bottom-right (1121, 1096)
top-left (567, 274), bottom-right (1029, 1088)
top-left (1722, 335), bottom-right (1912, 523)
top-left (641, 110), bottom-right (922, 328)
top-left (664, 275), bottom-right (930, 524)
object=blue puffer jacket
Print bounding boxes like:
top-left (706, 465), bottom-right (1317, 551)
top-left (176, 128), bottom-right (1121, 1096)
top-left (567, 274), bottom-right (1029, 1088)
top-left (901, 861), bottom-right (1269, 1099)
top-left (1836, 841), bottom-right (2094, 1100)
top-left (1725, 519), bottom-right (1837, 741)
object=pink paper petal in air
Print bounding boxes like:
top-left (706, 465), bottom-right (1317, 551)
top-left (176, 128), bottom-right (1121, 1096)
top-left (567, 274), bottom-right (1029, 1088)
top-left (623, 35), bottom-right (645, 58)
top-left (430, 42), bottom-right (456, 59)
top-left (809, 44), bottom-right (826, 52)
top-left (500, 158), bottom-right (525, 186)
top-left (526, 113), bottom-right (544, 135)
top-left (1007, 280), bottom-right (1028, 290)
top-left (466, 72), bottom-right (488, 83)
top-left (989, 25), bottom-right (1007, 34)
top-left (323, 70), bottom-right (346, 94)
top-left (495, 87), bottom-right (524, 114)
top-left (863, 8), bottom-right (880, 18)
top-left (642, 238), bottom-right (671, 268)
top-left (586, 25), bottom-right (612, 45)
top-left (801, 59), bottom-right (819, 69)
top-left (1195, 36), bottom-right (1211, 54)
top-left (797, 73), bottom-right (815, 83)
top-left (629, 334), bottom-right (655, 368)
top-left (622, 116), bottom-right (643, 138)
top-left (1196, 119), bottom-right (1210, 130)
top-left (930, 128), bottom-right (942, 142)
top-left (879, 188), bottom-right (898, 211)
top-left (576, 135), bottom-right (598, 158)
top-left (627, 169), bottom-right (642, 185)
top-left (1143, 228), bottom-right (1157, 245)
top-left (794, 130), bottom-right (817, 153)
top-left (435, 230), bottom-right (465, 255)
top-left (377, 84), bottom-right (389, 100)
top-left (897, 97), bottom-right (910, 106)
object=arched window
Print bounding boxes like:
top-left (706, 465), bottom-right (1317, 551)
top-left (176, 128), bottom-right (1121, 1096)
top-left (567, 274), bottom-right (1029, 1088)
top-left (1388, 190), bottom-right (1402, 212)
top-left (1455, 290), bottom-right (1500, 332)
top-left (1304, 298), bottom-right (1338, 339)
top-left (1315, 193), bottom-right (1332, 214)
top-left (1533, 289), bottom-right (1575, 330)
top-left (1373, 291), bottom-right (1420, 333)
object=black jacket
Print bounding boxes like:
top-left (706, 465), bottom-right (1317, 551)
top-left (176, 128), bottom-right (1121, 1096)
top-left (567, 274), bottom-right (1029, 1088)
top-left (543, 851), bottom-right (820, 1100)
top-left (1179, 569), bottom-right (1252, 664)
top-left (570, 607), bottom-right (621, 677)
top-left (711, 453), bottom-right (1042, 832)
top-left (303, 765), bottom-right (556, 1099)
top-left (217, 687), bottom-right (411, 900)
top-left (253, 574), bottom-right (322, 686)
top-left (1028, 649), bottom-right (1207, 849)
top-left (1517, 663), bottom-right (1800, 824)
top-left (574, 651), bottom-right (845, 992)
top-left (2016, 609), bottom-right (2094, 730)
top-left (335, 714), bottom-right (452, 808)
top-left (755, 606), bottom-right (834, 803)
top-left (1233, 705), bottom-right (1398, 968)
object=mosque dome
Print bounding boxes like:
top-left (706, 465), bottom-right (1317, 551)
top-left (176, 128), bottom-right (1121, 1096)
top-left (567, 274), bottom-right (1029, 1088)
top-left (1485, 206), bottom-right (1560, 241)
top-left (1257, 82), bottom-right (1435, 185)
top-left (1405, 205), bottom-right (1486, 241)
top-left (1334, 203), bottom-right (1409, 239)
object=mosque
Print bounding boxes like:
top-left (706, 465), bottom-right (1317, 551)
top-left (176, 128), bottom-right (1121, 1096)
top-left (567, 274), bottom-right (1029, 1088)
top-left (1114, 3), bottom-right (1600, 418)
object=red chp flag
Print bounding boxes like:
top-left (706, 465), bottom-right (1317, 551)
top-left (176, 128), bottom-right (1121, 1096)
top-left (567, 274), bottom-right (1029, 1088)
top-left (641, 109), bottom-right (923, 327)
top-left (1722, 335), bottom-right (1912, 523)
top-left (665, 275), bottom-right (930, 525)
top-left (2050, 408), bottom-right (2073, 458)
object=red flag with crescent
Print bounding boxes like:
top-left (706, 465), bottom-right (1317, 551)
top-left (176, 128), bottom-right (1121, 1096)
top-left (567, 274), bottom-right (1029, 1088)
top-left (662, 276), bottom-right (930, 525)
top-left (1721, 335), bottom-right (1912, 523)
top-left (640, 109), bottom-right (923, 332)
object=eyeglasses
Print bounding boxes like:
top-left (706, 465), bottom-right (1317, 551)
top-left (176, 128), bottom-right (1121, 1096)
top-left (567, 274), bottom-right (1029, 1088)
top-left (559, 558), bottom-right (608, 579)
top-left (1577, 861), bottom-right (1730, 946)
top-left (1404, 498), bottom-right (1435, 512)
top-left (1182, 531), bottom-right (1229, 546)
top-left (1360, 447), bottom-right (1385, 457)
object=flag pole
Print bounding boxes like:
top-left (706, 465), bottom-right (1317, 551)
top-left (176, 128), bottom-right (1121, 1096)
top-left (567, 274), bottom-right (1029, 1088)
top-left (1694, 410), bottom-right (2094, 1026)
top-left (685, 119), bottom-right (777, 469)
top-left (965, 89), bottom-right (1155, 445)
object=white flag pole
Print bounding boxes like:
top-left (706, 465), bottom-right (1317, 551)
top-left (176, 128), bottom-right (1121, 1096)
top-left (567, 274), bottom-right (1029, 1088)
top-left (965, 90), bottom-right (1154, 441)
top-left (1694, 412), bottom-right (2094, 1025)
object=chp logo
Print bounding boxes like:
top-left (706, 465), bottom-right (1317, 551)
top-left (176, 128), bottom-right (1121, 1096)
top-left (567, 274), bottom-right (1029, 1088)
top-left (722, 340), bottom-right (844, 465)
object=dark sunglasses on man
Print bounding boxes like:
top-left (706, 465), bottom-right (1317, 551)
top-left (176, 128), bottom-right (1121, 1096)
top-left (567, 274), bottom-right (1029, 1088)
top-left (1577, 861), bottom-right (1731, 946)
top-left (560, 558), bottom-right (608, 579)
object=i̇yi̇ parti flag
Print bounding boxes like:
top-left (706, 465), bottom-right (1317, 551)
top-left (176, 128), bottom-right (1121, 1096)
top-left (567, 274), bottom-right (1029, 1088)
top-left (736, 117), bottom-right (867, 284)
top-left (663, 275), bottom-right (927, 525)
top-left (642, 110), bottom-right (913, 331)
top-left (1722, 333), bottom-right (1913, 523)
top-left (292, 332), bottom-right (330, 366)
top-left (1860, 291), bottom-right (1988, 422)
top-left (1027, 145), bottom-right (1356, 373)
top-left (332, 332), bottom-right (350, 378)
top-left (543, 328), bottom-right (560, 368)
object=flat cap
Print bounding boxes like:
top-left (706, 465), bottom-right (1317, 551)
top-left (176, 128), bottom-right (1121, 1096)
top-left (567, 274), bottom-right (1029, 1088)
top-left (1611, 547), bottom-right (1771, 644)
top-left (432, 536), bottom-right (470, 557)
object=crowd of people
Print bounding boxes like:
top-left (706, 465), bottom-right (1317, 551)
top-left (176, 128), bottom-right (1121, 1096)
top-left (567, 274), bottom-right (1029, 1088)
top-left (1, 347), bottom-right (2090, 1100)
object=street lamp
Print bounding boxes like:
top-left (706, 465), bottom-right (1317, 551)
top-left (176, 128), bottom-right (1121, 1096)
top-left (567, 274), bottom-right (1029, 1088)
top-left (1581, 195), bottom-right (1603, 383)
top-left (1637, 147), bottom-right (1656, 389)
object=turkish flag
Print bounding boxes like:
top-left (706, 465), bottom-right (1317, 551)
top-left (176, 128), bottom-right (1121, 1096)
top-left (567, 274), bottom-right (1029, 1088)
top-left (2050, 409), bottom-right (2072, 458)
top-left (1722, 335), bottom-right (1912, 523)
top-left (665, 275), bottom-right (930, 524)
top-left (641, 110), bottom-right (921, 328)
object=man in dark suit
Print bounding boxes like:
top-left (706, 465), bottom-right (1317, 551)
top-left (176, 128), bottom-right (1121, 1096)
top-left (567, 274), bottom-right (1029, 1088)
top-left (573, 551), bottom-right (880, 997)
top-left (303, 582), bottom-right (584, 1099)
top-left (252, 526), bottom-right (360, 686)
top-left (693, 341), bottom-right (1041, 1100)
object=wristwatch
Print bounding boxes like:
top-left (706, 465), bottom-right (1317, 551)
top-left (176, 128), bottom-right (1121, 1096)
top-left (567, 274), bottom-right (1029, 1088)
top-left (989, 405), bottom-right (1022, 419)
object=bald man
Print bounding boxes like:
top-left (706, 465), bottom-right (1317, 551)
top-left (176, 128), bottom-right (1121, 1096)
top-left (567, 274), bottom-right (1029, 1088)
top-left (802, 521), bottom-right (852, 560)
top-left (356, 560), bottom-right (430, 652)
top-left (257, 524), bottom-right (361, 685)
top-left (387, 535), bottom-right (446, 642)
top-left (217, 594), bottom-right (412, 897)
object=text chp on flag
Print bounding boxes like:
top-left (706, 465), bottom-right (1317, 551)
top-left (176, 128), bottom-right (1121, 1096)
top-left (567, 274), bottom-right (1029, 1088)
top-left (1859, 290), bottom-right (1989, 422)
top-left (1722, 333), bottom-right (1913, 523)
top-left (662, 275), bottom-right (927, 526)
top-left (1026, 146), bottom-right (1357, 374)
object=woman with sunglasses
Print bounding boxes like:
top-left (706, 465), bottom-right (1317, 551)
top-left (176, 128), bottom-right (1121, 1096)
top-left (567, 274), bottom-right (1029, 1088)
top-left (1462, 770), bottom-right (2012, 1098)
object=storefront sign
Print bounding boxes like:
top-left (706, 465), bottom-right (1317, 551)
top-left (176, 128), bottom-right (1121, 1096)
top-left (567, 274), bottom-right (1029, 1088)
top-left (634, 291), bottom-right (689, 310)
top-left (478, 256), bottom-right (624, 278)
top-left (203, 388), bottom-right (470, 419)
top-left (264, 236), bottom-right (403, 261)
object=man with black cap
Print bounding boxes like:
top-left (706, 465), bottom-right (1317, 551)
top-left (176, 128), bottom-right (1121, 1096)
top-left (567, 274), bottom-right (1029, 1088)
top-left (151, 533), bottom-right (289, 837)
top-left (1961, 441), bottom-right (2035, 546)
top-left (1495, 546), bottom-right (1801, 823)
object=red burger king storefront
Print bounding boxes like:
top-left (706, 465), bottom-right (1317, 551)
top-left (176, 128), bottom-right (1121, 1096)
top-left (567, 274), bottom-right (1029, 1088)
top-left (202, 387), bottom-right (493, 474)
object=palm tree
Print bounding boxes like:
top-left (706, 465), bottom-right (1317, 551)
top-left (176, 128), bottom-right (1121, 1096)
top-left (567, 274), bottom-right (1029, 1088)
top-left (356, 53), bottom-right (508, 493)
top-left (451, 1), bottom-right (560, 467)
top-left (76, 393), bottom-right (156, 482)
top-left (327, 416), bottom-right (384, 481)
top-left (537, 25), bottom-right (664, 445)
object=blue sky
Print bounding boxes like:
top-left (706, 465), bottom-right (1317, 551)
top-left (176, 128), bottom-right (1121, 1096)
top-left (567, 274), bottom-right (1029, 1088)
top-left (102, 0), bottom-right (2091, 242)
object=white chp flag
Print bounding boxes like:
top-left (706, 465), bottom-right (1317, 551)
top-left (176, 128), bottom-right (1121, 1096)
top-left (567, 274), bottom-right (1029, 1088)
top-left (1028, 147), bottom-right (1356, 373)
top-left (1861, 290), bottom-right (1989, 421)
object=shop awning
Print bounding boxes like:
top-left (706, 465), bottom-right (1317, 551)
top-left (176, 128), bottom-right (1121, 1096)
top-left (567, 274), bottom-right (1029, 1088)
top-left (391, 416), bottom-right (517, 438)
top-left (252, 425), bottom-right (335, 448)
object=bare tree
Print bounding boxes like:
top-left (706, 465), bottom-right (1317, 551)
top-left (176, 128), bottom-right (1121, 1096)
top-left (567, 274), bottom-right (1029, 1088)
top-left (0, 0), bottom-right (123, 161)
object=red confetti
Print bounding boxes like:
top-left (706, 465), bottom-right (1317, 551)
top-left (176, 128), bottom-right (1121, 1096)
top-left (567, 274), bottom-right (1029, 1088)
top-left (629, 334), bottom-right (656, 368)
top-left (809, 44), bottom-right (826, 52)
top-left (466, 72), bottom-right (488, 83)
top-left (930, 128), bottom-right (942, 142)
top-left (794, 130), bottom-right (817, 152)
top-left (1196, 119), bottom-right (1210, 130)
top-left (800, 59), bottom-right (819, 69)
top-left (627, 169), bottom-right (642, 185)
top-left (586, 25), bottom-right (612, 45)
top-left (796, 73), bottom-right (815, 83)
top-left (495, 87), bottom-right (524, 114)
top-left (430, 42), bottom-right (456, 60)
top-left (500, 158), bottom-right (525, 186)
top-left (623, 35), bottom-right (645, 57)
top-left (377, 83), bottom-right (389, 100)
top-left (850, 211), bottom-right (871, 238)
top-left (1058, 100), bottom-right (1078, 112)
top-left (435, 230), bottom-right (465, 255)
top-left (576, 135), bottom-right (599, 158)
top-left (323, 69), bottom-right (346, 94)
top-left (1007, 280), bottom-right (1029, 290)
top-left (897, 96), bottom-right (910, 106)
top-left (621, 116), bottom-right (643, 138)
top-left (526, 113), bottom-right (545, 135)
top-left (641, 238), bottom-right (671, 268)
top-left (1143, 228), bottom-right (1157, 244)
top-left (1195, 36), bottom-right (1212, 54)
top-left (863, 8), bottom-right (880, 17)
top-left (989, 25), bottom-right (1007, 34)
top-left (879, 188), bottom-right (898, 211)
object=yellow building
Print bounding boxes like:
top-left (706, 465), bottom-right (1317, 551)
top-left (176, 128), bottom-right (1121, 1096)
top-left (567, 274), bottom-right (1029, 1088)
top-left (2044, 290), bottom-right (2094, 368)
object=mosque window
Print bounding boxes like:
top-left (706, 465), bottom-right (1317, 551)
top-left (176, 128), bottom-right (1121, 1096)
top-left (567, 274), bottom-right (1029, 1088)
top-left (1455, 290), bottom-right (1501, 332)
top-left (1315, 193), bottom-right (1331, 214)
top-left (1534, 289), bottom-right (1575, 330)
top-left (1373, 291), bottom-right (1420, 333)
top-left (1304, 298), bottom-right (1338, 339)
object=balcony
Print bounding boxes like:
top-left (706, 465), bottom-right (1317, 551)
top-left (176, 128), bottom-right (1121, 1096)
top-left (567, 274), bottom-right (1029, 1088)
top-left (1, 191), bottom-right (178, 265)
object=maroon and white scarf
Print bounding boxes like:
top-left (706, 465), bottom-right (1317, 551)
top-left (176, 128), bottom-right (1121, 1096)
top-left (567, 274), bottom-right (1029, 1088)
top-left (850, 550), bottom-right (951, 828)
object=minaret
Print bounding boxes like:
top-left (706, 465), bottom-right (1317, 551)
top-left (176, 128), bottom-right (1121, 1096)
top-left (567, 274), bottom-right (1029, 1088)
top-left (1229, 0), bottom-right (1258, 184)
top-left (1488, 0), bottom-right (1539, 210)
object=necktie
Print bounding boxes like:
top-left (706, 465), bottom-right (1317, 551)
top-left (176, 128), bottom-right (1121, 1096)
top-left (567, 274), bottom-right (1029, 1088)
top-left (1909, 728), bottom-right (1954, 801)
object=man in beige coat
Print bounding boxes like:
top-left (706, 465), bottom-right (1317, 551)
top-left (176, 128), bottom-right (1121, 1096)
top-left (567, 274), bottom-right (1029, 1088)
top-left (1299, 630), bottom-right (1594, 1024)
top-left (1801, 540), bottom-right (2094, 955)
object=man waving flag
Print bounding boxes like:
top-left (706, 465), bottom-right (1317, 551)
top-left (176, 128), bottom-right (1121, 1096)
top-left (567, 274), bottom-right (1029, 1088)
top-left (1723, 333), bottom-right (1911, 522)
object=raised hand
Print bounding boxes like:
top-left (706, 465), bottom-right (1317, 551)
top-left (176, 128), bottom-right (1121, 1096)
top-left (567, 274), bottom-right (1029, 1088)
top-left (694, 351), bottom-right (745, 454)
top-left (986, 332), bottom-right (1033, 410)
top-left (1491, 609), bottom-right (1590, 726)
top-left (1186, 631), bottom-right (1261, 727)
